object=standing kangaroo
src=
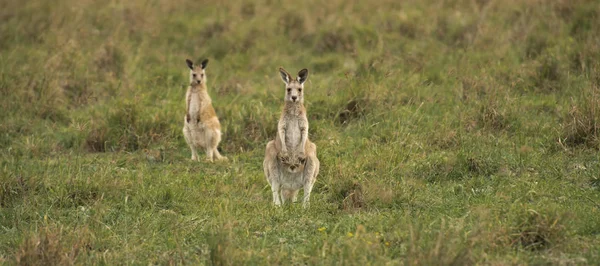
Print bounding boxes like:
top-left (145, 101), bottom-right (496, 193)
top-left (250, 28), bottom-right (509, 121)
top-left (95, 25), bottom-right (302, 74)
top-left (182, 58), bottom-right (227, 162)
top-left (264, 67), bottom-right (320, 208)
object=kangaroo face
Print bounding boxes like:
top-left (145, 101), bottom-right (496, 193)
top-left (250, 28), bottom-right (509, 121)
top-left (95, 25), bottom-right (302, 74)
top-left (279, 68), bottom-right (308, 103)
top-left (186, 59), bottom-right (208, 86)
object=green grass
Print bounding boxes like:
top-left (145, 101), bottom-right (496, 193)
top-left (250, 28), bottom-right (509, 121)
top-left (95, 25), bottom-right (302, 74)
top-left (1, 0), bottom-right (600, 264)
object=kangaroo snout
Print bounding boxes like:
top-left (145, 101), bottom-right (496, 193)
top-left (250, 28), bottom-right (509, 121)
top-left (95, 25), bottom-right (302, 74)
top-left (291, 96), bottom-right (297, 101)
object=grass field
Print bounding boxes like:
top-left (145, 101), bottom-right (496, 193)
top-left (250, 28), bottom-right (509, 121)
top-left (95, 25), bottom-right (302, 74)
top-left (1, 0), bottom-right (600, 264)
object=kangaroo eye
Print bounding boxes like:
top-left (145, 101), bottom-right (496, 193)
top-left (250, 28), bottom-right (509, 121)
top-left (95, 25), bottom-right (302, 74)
top-left (192, 73), bottom-right (197, 78)
top-left (298, 88), bottom-right (302, 92)
top-left (287, 88), bottom-right (291, 92)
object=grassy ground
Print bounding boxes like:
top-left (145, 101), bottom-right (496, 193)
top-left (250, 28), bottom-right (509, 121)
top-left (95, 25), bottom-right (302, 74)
top-left (1, 0), bottom-right (600, 264)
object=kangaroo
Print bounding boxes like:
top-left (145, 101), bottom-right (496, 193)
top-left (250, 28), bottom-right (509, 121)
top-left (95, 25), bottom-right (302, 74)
top-left (182, 58), bottom-right (227, 162)
top-left (263, 67), bottom-right (320, 208)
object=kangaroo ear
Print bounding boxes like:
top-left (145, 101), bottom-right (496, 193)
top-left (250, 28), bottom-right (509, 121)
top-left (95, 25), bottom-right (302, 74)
top-left (200, 59), bottom-right (209, 69)
top-left (297, 68), bottom-right (308, 84)
top-left (279, 67), bottom-right (292, 84)
top-left (186, 59), bottom-right (194, 70)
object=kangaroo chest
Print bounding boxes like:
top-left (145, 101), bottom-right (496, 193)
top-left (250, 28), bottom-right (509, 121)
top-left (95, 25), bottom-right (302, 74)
top-left (285, 117), bottom-right (302, 150)
top-left (187, 90), bottom-right (209, 121)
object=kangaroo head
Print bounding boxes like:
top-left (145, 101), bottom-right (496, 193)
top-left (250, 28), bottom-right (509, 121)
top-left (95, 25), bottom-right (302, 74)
top-left (279, 67), bottom-right (308, 103)
top-left (186, 58), bottom-right (209, 86)
top-left (281, 155), bottom-right (306, 173)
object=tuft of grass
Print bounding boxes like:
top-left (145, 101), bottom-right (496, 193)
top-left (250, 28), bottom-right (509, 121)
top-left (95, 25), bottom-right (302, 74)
top-left (340, 182), bottom-right (366, 211)
top-left (85, 101), bottom-right (174, 152)
top-left (207, 233), bottom-right (232, 266)
top-left (56, 182), bottom-right (101, 208)
top-left (221, 99), bottom-right (277, 153)
top-left (508, 209), bottom-right (567, 251)
top-left (94, 42), bottom-right (125, 78)
top-left (560, 86), bottom-right (600, 149)
top-left (85, 126), bottom-right (108, 152)
top-left (278, 10), bottom-right (307, 42)
top-left (16, 226), bottom-right (91, 265)
top-left (476, 101), bottom-right (511, 131)
top-left (525, 30), bottom-right (549, 59)
top-left (402, 220), bottom-right (476, 265)
top-left (415, 153), bottom-right (499, 183)
top-left (326, 178), bottom-right (367, 211)
top-left (337, 99), bottom-right (369, 125)
top-left (0, 174), bottom-right (42, 208)
top-left (533, 52), bottom-right (563, 91)
top-left (315, 28), bottom-right (356, 54)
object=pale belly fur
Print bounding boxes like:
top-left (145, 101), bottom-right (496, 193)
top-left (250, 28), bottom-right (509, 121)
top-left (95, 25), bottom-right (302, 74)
top-left (188, 92), bottom-right (201, 122)
top-left (279, 170), bottom-right (304, 190)
top-left (285, 120), bottom-right (301, 151)
top-left (184, 92), bottom-right (208, 147)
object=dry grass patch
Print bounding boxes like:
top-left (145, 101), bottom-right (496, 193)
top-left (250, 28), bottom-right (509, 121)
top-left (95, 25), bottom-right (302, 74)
top-left (15, 226), bottom-right (92, 266)
top-left (337, 99), bottom-right (369, 125)
top-left (508, 209), bottom-right (568, 251)
top-left (560, 87), bottom-right (600, 149)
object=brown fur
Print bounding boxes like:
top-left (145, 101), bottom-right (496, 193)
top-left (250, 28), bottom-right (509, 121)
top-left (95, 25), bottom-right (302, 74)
top-left (182, 59), bottom-right (226, 162)
top-left (186, 83), bottom-right (220, 128)
top-left (274, 102), bottom-right (307, 153)
top-left (264, 138), bottom-right (319, 208)
top-left (264, 67), bottom-right (319, 208)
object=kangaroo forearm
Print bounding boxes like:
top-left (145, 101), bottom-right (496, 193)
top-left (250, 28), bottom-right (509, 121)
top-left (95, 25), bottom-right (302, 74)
top-left (302, 131), bottom-right (308, 148)
top-left (300, 126), bottom-right (308, 151)
top-left (300, 139), bottom-right (307, 152)
top-left (278, 128), bottom-right (287, 151)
